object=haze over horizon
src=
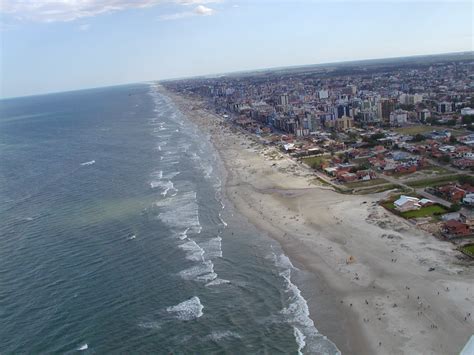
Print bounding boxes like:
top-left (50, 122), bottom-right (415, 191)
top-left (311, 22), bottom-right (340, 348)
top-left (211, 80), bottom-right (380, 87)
top-left (1, 0), bottom-right (473, 98)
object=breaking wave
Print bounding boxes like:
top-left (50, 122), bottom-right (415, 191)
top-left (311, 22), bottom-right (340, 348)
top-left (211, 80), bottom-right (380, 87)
top-left (166, 296), bottom-right (203, 321)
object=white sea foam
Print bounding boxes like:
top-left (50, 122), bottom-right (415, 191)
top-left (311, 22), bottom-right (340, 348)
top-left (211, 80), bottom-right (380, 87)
top-left (178, 228), bottom-right (190, 240)
top-left (178, 143), bottom-right (191, 153)
top-left (77, 343), bottom-right (88, 351)
top-left (179, 240), bottom-right (205, 261)
top-left (294, 327), bottom-right (306, 355)
top-left (205, 330), bottom-right (241, 341)
top-left (156, 191), bottom-right (201, 234)
top-left (80, 160), bottom-right (95, 166)
top-left (218, 213), bottom-right (228, 227)
top-left (178, 260), bottom-right (215, 282)
top-left (151, 170), bottom-right (163, 179)
top-left (150, 180), bottom-right (177, 196)
top-left (274, 252), bottom-right (342, 355)
top-left (219, 199), bottom-right (225, 209)
top-left (138, 321), bottom-right (161, 330)
top-left (205, 278), bottom-right (230, 287)
top-left (279, 267), bottom-right (315, 331)
top-left (166, 296), bottom-right (203, 321)
top-left (199, 236), bottom-right (223, 259)
top-left (164, 171), bottom-right (181, 179)
top-left (196, 271), bottom-right (218, 282)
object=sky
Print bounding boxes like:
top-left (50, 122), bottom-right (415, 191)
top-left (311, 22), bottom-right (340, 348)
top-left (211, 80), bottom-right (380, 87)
top-left (0, 0), bottom-right (473, 98)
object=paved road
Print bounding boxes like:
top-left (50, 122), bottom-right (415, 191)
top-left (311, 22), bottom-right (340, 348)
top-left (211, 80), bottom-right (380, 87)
top-left (416, 189), bottom-right (452, 208)
top-left (381, 174), bottom-right (453, 208)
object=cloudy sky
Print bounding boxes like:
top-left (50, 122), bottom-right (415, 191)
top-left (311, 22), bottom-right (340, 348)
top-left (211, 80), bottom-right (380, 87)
top-left (0, 0), bottom-right (472, 97)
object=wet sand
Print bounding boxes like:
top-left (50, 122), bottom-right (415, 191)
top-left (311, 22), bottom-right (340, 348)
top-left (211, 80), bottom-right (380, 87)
top-left (163, 87), bottom-right (474, 354)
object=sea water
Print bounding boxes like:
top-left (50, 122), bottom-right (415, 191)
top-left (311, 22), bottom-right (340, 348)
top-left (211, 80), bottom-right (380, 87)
top-left (0, 83), bottom-right (339, 354)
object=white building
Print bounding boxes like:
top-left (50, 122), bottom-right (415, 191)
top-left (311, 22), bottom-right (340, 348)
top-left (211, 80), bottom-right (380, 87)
top-left (318, 90), bottom-right (329, 99)
top-left (463, 193), bottom-right (474, 206)
top-left (399, 93), bottom-right (423, 105)
top-left (394, 196), bottom-right (421, 212)
top-left (390, 109), bottom-right (408, 125)
top-left (461, 107), bottom-right (474, 116)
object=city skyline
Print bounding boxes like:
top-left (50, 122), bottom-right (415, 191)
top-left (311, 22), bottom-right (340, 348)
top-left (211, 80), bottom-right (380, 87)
top-left (1, 0), bottom-right (473, 98)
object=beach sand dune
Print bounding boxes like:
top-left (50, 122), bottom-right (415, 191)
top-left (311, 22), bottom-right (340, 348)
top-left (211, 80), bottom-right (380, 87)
top-left (164, 87), bottom-right (474, 355)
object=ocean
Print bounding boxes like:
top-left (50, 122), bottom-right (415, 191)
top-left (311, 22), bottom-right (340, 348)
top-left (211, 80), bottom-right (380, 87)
top-left (0, 83), bottom-right (339, 354)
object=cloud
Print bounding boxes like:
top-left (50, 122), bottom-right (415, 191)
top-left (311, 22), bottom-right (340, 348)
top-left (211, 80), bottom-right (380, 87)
top-left (194, 5), bottom-right (215, 15)
top-left (159, 4), bottom-right (216, 20)
top-left (0, 0), bottom-right (221, 23)
top-left (0, 0), bottom-right (163, 22)
top-left (176, 0), bottom-right (221, 4)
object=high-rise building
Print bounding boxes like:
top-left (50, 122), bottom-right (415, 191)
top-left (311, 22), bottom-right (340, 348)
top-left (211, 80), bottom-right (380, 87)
top-left (399, 94), bottom-right (423, 105)
top-left (377, 99), bottom-right (395, 123)
top-left (279, 94), bottom-right (289, 106)
top-left (390, 109), bottom-right (408, 126)
top-left (335, 116), bottom-right (354, 131)
top-left (437, 101), bottom-right (453, 113)
top-left (417, 109), bottom-right (431, 121)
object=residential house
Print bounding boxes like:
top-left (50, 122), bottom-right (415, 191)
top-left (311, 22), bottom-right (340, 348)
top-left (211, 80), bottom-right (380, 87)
top-left (394, 195), bottom-right (421, 212)
top-left (436, 184), bottom-right (466, 203)
top-left (443, 220), bottom-right (470, 237)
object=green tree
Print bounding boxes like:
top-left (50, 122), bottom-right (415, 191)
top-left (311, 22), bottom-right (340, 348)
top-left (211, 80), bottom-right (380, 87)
top-left (461, 115), bottom-right (474, 125)
top-left (426, 117), bottom-right (439, 125)
top-left (439, 155), bottom-right (451, 164)
top-left (449, 203), bottom-right (461, 212)
top-left (458, 175), bottom-right (474, 185)
top-left (411, 134), bottom-right (425, 142)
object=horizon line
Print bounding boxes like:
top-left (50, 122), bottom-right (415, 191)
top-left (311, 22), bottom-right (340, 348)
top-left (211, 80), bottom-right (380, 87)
top-left (2, 50), bottom-right (473, 100)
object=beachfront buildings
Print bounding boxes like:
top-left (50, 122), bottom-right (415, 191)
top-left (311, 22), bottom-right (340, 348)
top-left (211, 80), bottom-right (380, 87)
top-left (164, 53), bottom-right (473, 185)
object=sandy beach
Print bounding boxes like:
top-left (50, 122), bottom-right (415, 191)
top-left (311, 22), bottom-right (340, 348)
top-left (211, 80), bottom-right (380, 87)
top-left (162, 87), bottom-right (474, 355)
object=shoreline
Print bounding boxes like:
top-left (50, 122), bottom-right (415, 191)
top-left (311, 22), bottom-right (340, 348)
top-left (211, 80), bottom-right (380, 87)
top-left (161, 86), bottom-right (474, 354)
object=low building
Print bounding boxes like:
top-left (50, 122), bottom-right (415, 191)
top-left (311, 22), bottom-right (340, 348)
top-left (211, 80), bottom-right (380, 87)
top-left (443, 220), bottom-right (470, 237)
top-left (460, 107), bottom-right (474, 116)
top-left (394, 195), bottom-right (421, 212)
top-left (464, 193), bottom-right (474, 206)
top-left (436, 184), bottom-right (466, 203)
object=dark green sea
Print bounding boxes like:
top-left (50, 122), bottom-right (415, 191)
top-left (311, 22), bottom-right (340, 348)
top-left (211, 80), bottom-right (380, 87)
top-left (0, 83), bottom-right (339, 354)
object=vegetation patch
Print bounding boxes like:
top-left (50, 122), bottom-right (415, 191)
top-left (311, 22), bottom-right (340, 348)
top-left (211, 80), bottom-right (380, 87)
top-left (394, 125), bottom-right (434, 135)
top-left (302, 155), bottom-right (329, 169)
top-left (419, 166), bottom-right (451, 175)
top-left (344, 178), bottom-right (388, 188)
top-left (356, 183), bottom-right (401, 195)
top-left (460, 244), bottom-right (474, 258)
top-left (406, 175), bottom-right (465, 188)
top-left (400, 205), bottom-right (447, 219)
top-left (312, 177), bottom-right (330, 186)
top-left (380, 194), bottom-right (447, 219)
